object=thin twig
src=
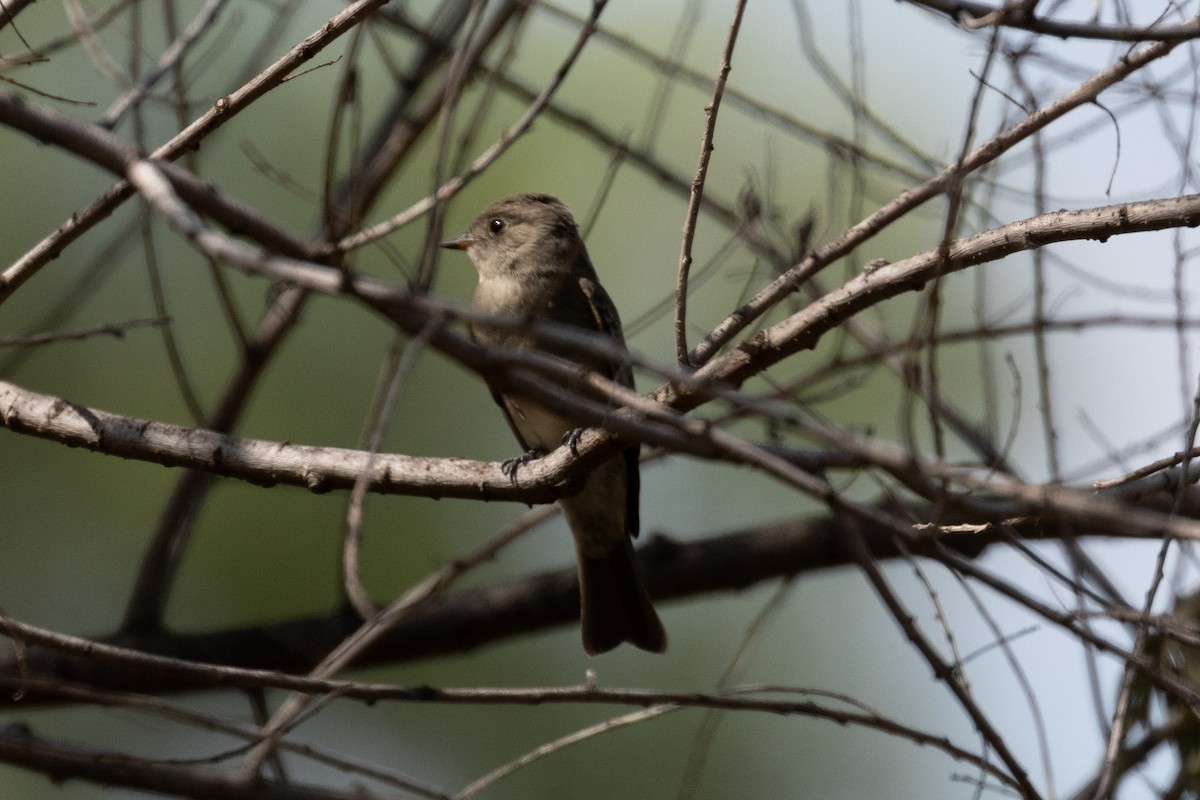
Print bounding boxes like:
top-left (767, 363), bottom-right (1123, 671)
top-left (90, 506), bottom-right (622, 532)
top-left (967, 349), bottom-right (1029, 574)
top-left (334, 0), bottom-right (611, 253)
top-left (674, 0), bottom-right (747, 368)
top-left (343, 318), bottom-right (444, 618)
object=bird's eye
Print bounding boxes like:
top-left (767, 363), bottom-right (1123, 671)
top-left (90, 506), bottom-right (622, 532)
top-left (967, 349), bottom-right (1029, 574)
top-left (488, 218), bottom-right (505, 235)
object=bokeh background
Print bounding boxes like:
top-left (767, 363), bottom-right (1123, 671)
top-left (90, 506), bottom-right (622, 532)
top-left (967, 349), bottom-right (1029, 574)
top-left (3, 1), bottom-right (1198, 797)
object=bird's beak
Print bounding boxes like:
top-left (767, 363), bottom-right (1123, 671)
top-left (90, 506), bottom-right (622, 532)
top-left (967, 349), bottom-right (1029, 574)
top-left (440, 234), bottom-right (475, 251)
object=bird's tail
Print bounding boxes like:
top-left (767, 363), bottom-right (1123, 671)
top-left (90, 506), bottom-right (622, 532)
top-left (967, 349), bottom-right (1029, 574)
top-left (577, 537), bottom-right (667, 655)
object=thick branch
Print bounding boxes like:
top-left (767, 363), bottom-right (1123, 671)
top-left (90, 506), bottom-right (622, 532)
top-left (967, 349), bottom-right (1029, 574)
top-left (673, 193), bottom-right (1200, 407)
top-left (0, 508), bottom-right (1157, 704)
top-left (0, 379), bottom-right (564, 503)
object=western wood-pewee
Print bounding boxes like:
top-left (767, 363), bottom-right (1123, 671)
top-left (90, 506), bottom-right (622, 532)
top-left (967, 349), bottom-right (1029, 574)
top-left (441, 193), bottom-right (666, 655)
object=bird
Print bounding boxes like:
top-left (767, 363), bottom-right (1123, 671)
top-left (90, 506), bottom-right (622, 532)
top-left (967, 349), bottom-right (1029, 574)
top-left (441, 193), bottom-right (667, 655)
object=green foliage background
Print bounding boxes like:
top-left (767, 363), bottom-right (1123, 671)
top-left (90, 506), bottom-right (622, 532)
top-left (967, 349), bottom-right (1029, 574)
top-left (0, 1), bottom-right (1030, 797)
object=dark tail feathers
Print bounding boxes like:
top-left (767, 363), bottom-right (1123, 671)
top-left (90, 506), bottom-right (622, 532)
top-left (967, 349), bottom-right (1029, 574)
top-left (577, 538), bottom-right (667, 655)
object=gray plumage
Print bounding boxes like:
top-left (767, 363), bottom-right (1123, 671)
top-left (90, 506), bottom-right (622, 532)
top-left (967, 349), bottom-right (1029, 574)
top-left (442, 193), bottom-right (666, 655)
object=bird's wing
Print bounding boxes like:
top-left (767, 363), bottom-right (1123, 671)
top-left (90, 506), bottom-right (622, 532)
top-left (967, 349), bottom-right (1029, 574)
top-left (578, 274), bottom-right (641, 538)
top-left (577, 275), bottom-right (634, 390)
top-left (492, 388), bottom-right (536, 454)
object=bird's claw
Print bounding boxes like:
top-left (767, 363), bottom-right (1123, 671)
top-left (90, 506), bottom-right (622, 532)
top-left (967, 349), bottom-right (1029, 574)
top-left (562, 428), bottom-right (585, 457)
top-left (501, 448), bottom-right (545, 484)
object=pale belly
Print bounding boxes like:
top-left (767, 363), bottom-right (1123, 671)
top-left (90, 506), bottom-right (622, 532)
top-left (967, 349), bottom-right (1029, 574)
top-left (503, 395), bottom-right (570, 451)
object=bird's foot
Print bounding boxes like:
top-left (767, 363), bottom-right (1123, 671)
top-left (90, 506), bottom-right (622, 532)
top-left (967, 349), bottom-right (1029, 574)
top-left (562, 427), bottom-right (585, 457)
top-left (501, 448), bottom-right (546, 484)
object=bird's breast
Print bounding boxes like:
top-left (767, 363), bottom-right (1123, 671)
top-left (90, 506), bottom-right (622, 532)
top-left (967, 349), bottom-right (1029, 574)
top-left (473, 276), bottom-right (535, 316)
